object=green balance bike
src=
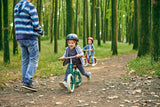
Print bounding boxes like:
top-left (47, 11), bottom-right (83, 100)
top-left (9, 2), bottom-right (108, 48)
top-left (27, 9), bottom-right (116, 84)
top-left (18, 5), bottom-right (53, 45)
top-left (65, 56), bottom-right (82, 92)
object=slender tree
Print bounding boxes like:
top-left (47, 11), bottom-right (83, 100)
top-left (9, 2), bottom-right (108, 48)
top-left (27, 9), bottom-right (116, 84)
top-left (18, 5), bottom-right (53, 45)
top-left (137, 0), bottom-right (150, 57)
top-left (0, 0), bottom-right (3, 51)
top-left (91, 0), bottom-right (95, 39)
top-left (96, 0), bottom-right (101, 46)
top-left (66, 0), bottom-right (74, 46)
top-left (54, 0), bottom-right (58, 53)
top-left (104, 0), bottom-right (109, 42)
top-left (13, 0), bottom-right (19, 55)
top-left (133, 0), bottom-right (138, 50)
top-left (75, 0), bottom-right (78, 34)
top-left (50, 0), bottom-right (54, 43)
top-left (3, 0), bottom-right (10, 63)
top-left (37, 0), bottom-right (42, 52)
top-left (62, 0), bottom-right (66, 38)
top-left (83, 0), bottom-right (87, 47)
top-left (112, 0), bottom-right (118, 55)
top-left (86, 0), bottom-right (89, 38)
top-left (43, 0), bottom-right (49, 36)
top-left (151, 0), bottom-right (160, 61)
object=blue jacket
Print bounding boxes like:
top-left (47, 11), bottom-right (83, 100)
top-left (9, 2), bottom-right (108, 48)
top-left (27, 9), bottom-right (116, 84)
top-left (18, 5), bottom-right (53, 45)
top-left (14, 0), bottom-right (44, 40)
top-left (63, 45), bottom-right (84, 66)
top-left (83, 44), bottom-right (95, 56)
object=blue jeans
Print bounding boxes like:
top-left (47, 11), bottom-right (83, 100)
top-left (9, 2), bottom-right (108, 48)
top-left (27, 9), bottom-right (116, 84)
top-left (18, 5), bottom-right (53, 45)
top-left (64, 64), bottom-right (89, 81)
top-left (88, 55), bottom-right (94, 64)
top-left (18, 40), bottom-right (39, 84)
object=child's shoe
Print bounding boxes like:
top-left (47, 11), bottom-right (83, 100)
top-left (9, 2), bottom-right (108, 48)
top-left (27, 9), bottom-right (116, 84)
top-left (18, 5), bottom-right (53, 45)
top-left (87, 72), bottom-right (91, 80)
top-left (92, 64), bottom-right (96, 66)
top-left (84, 63), bottom-right (89, 67)
top-left (59, 81), bottom-right (67, 89)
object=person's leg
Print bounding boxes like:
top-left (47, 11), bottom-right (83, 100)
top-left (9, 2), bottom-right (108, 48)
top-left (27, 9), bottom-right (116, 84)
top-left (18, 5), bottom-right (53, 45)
top-left (18, 40), bottom-right (29, 83)
top-left (77, 64), bottom-right (90, 77)
top-left (77, 64), bottom-right (91, 79)
top-left (24, 40), bottom-right (39, 84)
top-left (91, 55), bottom-right (94, 64)
top-left (87, 55), bottom-right (91, 63)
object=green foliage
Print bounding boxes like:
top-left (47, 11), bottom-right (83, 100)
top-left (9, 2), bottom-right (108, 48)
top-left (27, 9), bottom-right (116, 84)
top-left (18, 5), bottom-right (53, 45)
top-left (128, 55), bottom-right (160, 78)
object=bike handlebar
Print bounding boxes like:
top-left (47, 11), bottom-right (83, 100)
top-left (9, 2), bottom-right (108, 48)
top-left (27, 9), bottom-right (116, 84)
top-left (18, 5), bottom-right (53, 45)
top-left (64, 56), bottom-right (76, 59)
top-left (83, 49), bottom-right (89, 51)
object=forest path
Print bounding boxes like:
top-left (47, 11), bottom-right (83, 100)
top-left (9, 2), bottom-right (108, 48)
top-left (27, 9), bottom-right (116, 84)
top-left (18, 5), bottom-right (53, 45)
top-left (0, 53), bottom-right (160, 107)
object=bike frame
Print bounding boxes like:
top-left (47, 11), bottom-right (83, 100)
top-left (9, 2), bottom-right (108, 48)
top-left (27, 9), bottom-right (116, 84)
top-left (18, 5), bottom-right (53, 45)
top-left (83, 50), bottom-right (96, 64)
top-left (66, 56), bottom-right (81, 85)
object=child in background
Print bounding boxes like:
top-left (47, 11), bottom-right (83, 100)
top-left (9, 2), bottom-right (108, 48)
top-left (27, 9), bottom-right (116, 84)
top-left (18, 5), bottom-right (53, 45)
top-left (82, 37), bottom-right (95, 66)
top-left (59, 34), bottom-right (91, 89)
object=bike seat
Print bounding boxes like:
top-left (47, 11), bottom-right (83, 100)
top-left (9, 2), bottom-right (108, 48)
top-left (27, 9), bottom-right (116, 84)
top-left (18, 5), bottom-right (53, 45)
top-left (73, 65), bottom-right (77, 68)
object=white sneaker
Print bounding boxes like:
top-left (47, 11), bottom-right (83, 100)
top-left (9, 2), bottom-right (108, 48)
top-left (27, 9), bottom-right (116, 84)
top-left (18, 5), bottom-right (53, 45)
top-left (59, 81), bottom-right (67, 89)
top-left (84, 63), bottom-right (89, 67)
top-left (87, 72), bottom-right (91, 80)
top-left (92, 64), bottom-right (96, 66)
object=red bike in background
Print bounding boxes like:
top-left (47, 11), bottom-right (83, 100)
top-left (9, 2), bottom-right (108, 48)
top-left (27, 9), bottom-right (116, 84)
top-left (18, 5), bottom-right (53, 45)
top-left (83, 50), bottom-right (97, 67)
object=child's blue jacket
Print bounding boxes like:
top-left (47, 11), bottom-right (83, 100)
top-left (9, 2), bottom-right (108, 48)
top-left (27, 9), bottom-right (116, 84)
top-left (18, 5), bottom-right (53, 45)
top-left (83, 44), bottom-right (95, 56)
top-left (62, 45), bottom-right (84, 66)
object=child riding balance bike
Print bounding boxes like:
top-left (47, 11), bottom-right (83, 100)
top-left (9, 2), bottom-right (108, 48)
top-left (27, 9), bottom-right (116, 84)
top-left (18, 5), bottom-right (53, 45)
top-left (82, 37), bottom-right (97, 67)
top-left (59, 34), bottom-right (91, 92)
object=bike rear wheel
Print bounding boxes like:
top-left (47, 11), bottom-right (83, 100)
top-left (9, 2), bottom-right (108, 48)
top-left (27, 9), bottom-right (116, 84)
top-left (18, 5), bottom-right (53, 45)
top-left (83, 58), bottom-right (89, 66)
top-left (67, 74), bottom-right (75, 92)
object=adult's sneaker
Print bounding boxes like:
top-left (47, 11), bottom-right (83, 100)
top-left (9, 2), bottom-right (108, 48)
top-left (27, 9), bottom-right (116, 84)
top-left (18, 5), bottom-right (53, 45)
top-left (22, 83), bottom-right (37, 92)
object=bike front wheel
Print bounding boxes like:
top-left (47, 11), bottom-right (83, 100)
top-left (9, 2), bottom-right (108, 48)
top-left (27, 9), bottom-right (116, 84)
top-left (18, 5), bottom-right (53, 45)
top-left (67, 74), bottom-right (75, 92)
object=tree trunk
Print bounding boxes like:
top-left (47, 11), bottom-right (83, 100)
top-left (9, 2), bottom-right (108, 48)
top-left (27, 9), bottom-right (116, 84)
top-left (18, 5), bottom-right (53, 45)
top-left (91, 0), bottom-right (95, 39)
top-left (57, 0), bottom-right (60, 40)
top-left (66, 0), bottom-right (74, 46)
top-left (37, 0), bottom-right (42, 52)
top-left (112, 0), bottom-right (118, 55)
top-left (75, 0), bottom-right (78, 34)
top-left (137, 0), bottom-right (150, 57)
top-left (0, 0), bottom-right (3, 51)
top-left (83, 0), bottom-right (87, 47)
top-left (133, 0), bottom-right (138, 50)
top-left (50, 0), bottom-right (54, 43)
top-left (96, 0), bottom-right (101, 46)
top-left (86, 0), bottom-right (89, 38)
top-left (62, 0), bottom-right (66, 38)
top-left (54, 0), bottom-right (58, 53)
top-left (3, 0), bottom-right (10, 63)
top-left (13, 0), bottom-right (19, 55)
top-left (151, 0), bottom-right (160, 61)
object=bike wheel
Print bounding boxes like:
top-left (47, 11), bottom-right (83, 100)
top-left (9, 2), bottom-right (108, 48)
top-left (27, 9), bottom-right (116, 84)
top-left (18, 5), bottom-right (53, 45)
top-left (67, 74), bottom-right (75, 92)
top-left (83, 58), bottom-right (88, 66)
top-left (94, 58), bottom-right (97, 64)
top-left (75, 72), bottom-right (82, 87)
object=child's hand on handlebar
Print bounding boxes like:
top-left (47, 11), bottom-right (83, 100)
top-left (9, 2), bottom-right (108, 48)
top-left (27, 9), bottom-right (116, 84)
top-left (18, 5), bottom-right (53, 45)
top-left (59, 57), bottom-right (66, 61)
top-left (76, 54), bottom-right (83, 58)
top-left (89, 49), bottom-right (93, 51)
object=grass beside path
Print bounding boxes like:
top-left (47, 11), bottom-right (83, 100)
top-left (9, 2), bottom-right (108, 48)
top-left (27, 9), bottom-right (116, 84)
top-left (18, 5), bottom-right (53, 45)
top-left (0, 39), bottom-right (137, 88)
top-left (128, 55), bottom-right (160, 78)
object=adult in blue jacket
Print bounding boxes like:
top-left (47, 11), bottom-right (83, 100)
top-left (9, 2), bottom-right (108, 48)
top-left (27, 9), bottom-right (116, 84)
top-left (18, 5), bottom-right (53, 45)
top-left (14, 0), bottom-right (44, 91)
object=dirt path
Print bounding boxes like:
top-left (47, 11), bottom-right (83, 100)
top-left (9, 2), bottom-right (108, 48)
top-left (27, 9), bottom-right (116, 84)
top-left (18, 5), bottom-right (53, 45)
top-left (0, 54), bottom-right (160, 107)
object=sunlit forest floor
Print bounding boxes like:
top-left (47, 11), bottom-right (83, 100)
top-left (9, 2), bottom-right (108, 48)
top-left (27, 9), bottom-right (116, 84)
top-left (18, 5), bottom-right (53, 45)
top-left (0, 53), bottom-right (160, 106)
